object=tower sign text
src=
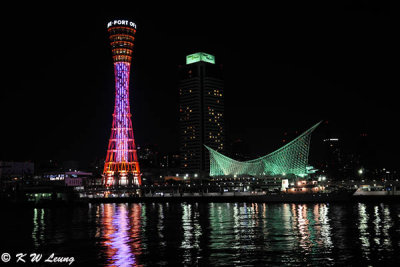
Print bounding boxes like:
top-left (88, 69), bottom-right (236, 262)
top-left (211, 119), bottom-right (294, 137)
top-left (107, 20), bottom-right (137, 29)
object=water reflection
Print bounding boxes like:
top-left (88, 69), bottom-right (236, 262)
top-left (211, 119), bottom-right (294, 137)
top-left (32, 208), bottom-right (45, 247)
top-left (297, 204), bottom-right (311, 251)
top-left (129, 204), bottom-right (143, 256)
top-left (208, 203), bottom-right (334, 264)
top-left (101, 204), bottom-right (141, 266)
top-left (319, 204), bottom-right (333, 248)
top-left (76, 202), bottom-right (400, 265)
top-left (6, 197), bottom-right (399, 267)
top-left (181, 203), bottom-right (203, 265)
top-left (358, 203), bottom-right (394, 262)
top-left (382, 205), bottom-right (393, 248)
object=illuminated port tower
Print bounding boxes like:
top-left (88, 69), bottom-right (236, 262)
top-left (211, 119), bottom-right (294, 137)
top-left (103, 19), bottom-right (141, 186)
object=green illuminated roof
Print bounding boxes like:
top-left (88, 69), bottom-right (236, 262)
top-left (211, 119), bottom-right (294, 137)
top-left (205, 122), bottom-right (322, 177)
top-left (186, 52), bottom-right (215, 65)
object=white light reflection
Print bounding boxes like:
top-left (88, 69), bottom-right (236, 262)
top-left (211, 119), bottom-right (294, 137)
top-left (293, 204), bottom-right (333, 254)
top-left (382, 205), bottom-right (393, 248)
top-left (181, 203), bottom-right (202, 265)
top-left (157, 204), bottom-right (165, 248)
top-left (358, 203), bottom-right (370, 260)
top-left (319, 204), bottom-right (333, 248)
top-left (373, 205), bottom-right (381, 246)
top-left (233, 203), bottom-right (240, 246)
top-left (372, 204), bottom-right (393, 250)
top-left (297, 205), bottom-right (311, 251)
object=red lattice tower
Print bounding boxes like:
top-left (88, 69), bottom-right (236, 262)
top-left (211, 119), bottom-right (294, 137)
top-left (103, 19), bottom-right (141, 186)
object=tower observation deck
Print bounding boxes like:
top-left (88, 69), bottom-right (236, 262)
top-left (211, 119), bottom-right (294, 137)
top-left (103, 19), bottom-right (141, 187)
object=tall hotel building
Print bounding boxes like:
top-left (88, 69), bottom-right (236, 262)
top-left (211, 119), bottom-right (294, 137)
top-left (178, 52), bottom-right (225, 176)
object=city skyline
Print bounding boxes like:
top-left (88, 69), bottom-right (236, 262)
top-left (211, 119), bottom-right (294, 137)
top-left (0, 3), bottom-right (394, 170)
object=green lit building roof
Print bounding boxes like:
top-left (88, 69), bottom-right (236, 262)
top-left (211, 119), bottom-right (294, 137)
top-left (186, 52), bottom-right (215, 65)
top-left (205, 121), bottom-right (321, 177)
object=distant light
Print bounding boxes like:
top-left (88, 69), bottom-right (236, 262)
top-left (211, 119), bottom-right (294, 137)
top-left (323, 138), bottom-right (339, 142)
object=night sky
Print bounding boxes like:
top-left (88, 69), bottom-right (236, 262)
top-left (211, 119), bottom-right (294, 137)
top-left (1, 2), bottom-right (394, 170)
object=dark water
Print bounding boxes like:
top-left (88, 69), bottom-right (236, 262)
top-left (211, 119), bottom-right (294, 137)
top-left (2, 202), bottom-right (400, 266)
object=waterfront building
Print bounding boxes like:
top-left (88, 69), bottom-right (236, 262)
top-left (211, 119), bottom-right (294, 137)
top-left (43, 171), bottom-right (93, 187)
top-left (103, 19), bottom-right (141, 187)
top-left (0, 161), bottom-right (34, 180)
top-left (178, 52), bottom-right (225, 177)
